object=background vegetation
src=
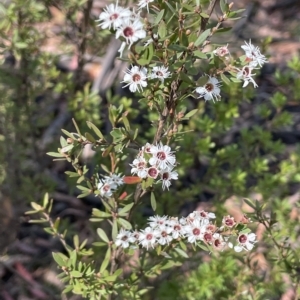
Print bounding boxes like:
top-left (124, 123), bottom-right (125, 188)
top-left (1, 0), bottom-right (300, 299)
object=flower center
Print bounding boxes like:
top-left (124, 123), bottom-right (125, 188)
top-left (225, 218), bottom-right (234, 227)
top-left (123, 26), bottom-right (134, 37)
top-left (156, 71), bottom-right (163, 76)
top-left (157, 151), bottom-right (166, 160)
top-left (214, 239), bottom-right (221, 247)
top-left (204, 232), bottom-right (212, 242)
top-left (205, 83), bottom-right (214, 92)
top-left (148, 167), bottom-right (158, 178)
top-left (162, 172), bottom-right (169, 180)
top-left (243, 67), bottom-right (250, 76)
top-left (132, 73), bottom-right (141, 82)
top-left (121, 235), bottom-right (128, 241)
top-left (192, 228), bottom-right (201, 236)
top-left (110, 13), bottom-right (119, 20)
top-left (239, 234), bottom-right (247, 244)
top-left (137, 161), bottom-right (146, 169)
top-left (200, 211), bottom-right (207, 218)
top-left (161, 231), bottom-right (167, 237)
top-left (146, 233), bottom-right (153, 241)
top-left (174, 225), bottom-right (181, 231)
top-left (103, 184), bottom-right (110, 192)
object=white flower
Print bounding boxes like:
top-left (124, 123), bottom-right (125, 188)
top-left (195, 76), bottom-right (221, 102)
top-left (156, 225), bottom-right (173, 245)
top-left (115, 18), bottom-right (146, 48)
top-left (144, 34), bottom-right (158, 47)
top-left (141, 142), bottom-right (154, 154)
top-left (213, 44), bottom-right (229, 57)
top-left (151, 66), bottom-right (171, 83)
top-left (168, 218), bottom-right (185, 239)
top-left (115, 229), bottom-right (135, 248)
top-left (232, 232), bottom-right (257, 252)
top-left (193, 210), bottom-right (216, 220)
top-left (97, 3), bottom-right (131, 30)
top-left (236, 66), bottom-right (258, 88)
top-left (149, 143), bottom-right (176, 170)
top-left (130, 156), bottom-right (148, 178)
top-left (122, 66), bottom-right (148, 93)
top-left (148, 215), bottom-right (169, 228)
top-left (184, 219), bottom-right (209, 244)
top-left (222, 215), bottom-right (236, 228)
top-left (97, 180), bottom-right (114, 197)
top-left (241, 40), bottom-right (268, 68)
top-left (138, 0), bottom-right (154, 12)
top-left (147, 166), bottom-right (159, 179)
top-left (159, 168), bottom-right (178, 190)
top-left (104, 173), bottom-right (124, 188)
top-left (212, 233), bottom-right (226, 251)
top-left (138, 226), bottom-right (159, 249)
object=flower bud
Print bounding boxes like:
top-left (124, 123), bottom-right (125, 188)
top-left (67, 138), bottom-right (73, 144)
top-left (185, 29), bottom-right (191, 36)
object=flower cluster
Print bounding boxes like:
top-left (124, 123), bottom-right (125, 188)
top-left (115, 211), bottom-right (257, 252)
top-left (237, 40), bottom-right (268, 88)
top-left (122, 65), bottom-right (171, 93)
top-left (97, 2), bottom-right (146, 57)
top-left (97, 173), bottom-right (124, 198)
top-left (195, 40), bottom-right (267, 102)
top-left (130, 142), bottom-right (178, 190)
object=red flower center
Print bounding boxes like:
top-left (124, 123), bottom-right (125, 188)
top-left (161, 231), bottom-right (167, 237)
top-left (123, 26), bottom-right (134, 37)
top-left (148, 167), bottom-right (158, 178)
top-left (157, 151), bottom-right (166, 160)
top-left (146, 233), bottom-right (153, 240)
top-left (214, 239), bottom-right (221, 247)
top-left (204, 232), bottom-right (213, 242)
top-left (225, 218), bottom-right (234, 227)
top-left (174, 225), bottom-right (181, 231)
top-left (133, 73), bottom-right (141, 82)
top-left (162, 172), bottom-right (169, 180)
top-left (200, 211), bottom-right (207, 218)
top-left (205, 83), bottom-right (214, 92)
top-left (192, 228), bottom-right (201, 236)
top-left (239, 234), bottom-right (247, 244)
top-left (110, 13), bottom-right (119, 20)
top-left (137, 161), bottom-right (146, 169)
top-left (121, 235), bottom-right (128, 241)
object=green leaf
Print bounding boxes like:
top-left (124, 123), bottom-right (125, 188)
top-left (220, 73), bottom-right (230, 85)
top-left (154, 9), bottom-right (165, 25)
top-left (70, 270), bottom-right (82, 278)
top-left (112, 219), bottom-right (118, 240)
top-left (31, 202), bottom-right (42, 211)
top-left (158, 21), bottom-right (167, 39)
top-left (243, 198), bottom-right (256, 209)
top-left (52, 252), bottom-right (68, 266)
top-left (72, 118), bottom-right (82, 136)
top-left (117, 218), bottom-right (132, 230)
top-left (118, 203), bottom-right (134, 216)
top-left (185, 109), bottom-right (198, 119)
top-left (97, 228), bottom-right (109, 243)
top-left (47, 152), bottom-right (64, 158)
top-left (194, 29), bottom-right (211, 47)
top-left (122, 115), bottom-right (130, 131)
top-left (92, 209), bottom-right (111, 218)
top-left (86, 121), bottom-right (104, 139)
top-left (150, 192), bottom-right (157, 211)
top-left (100, 247), bottom-right (111, 273)
top-left (174, 247), bottom-right (189, 258)
top-left (85, 132), bottom-right (96, 143)
top-left (193, 50), bottom-right (207, 59)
